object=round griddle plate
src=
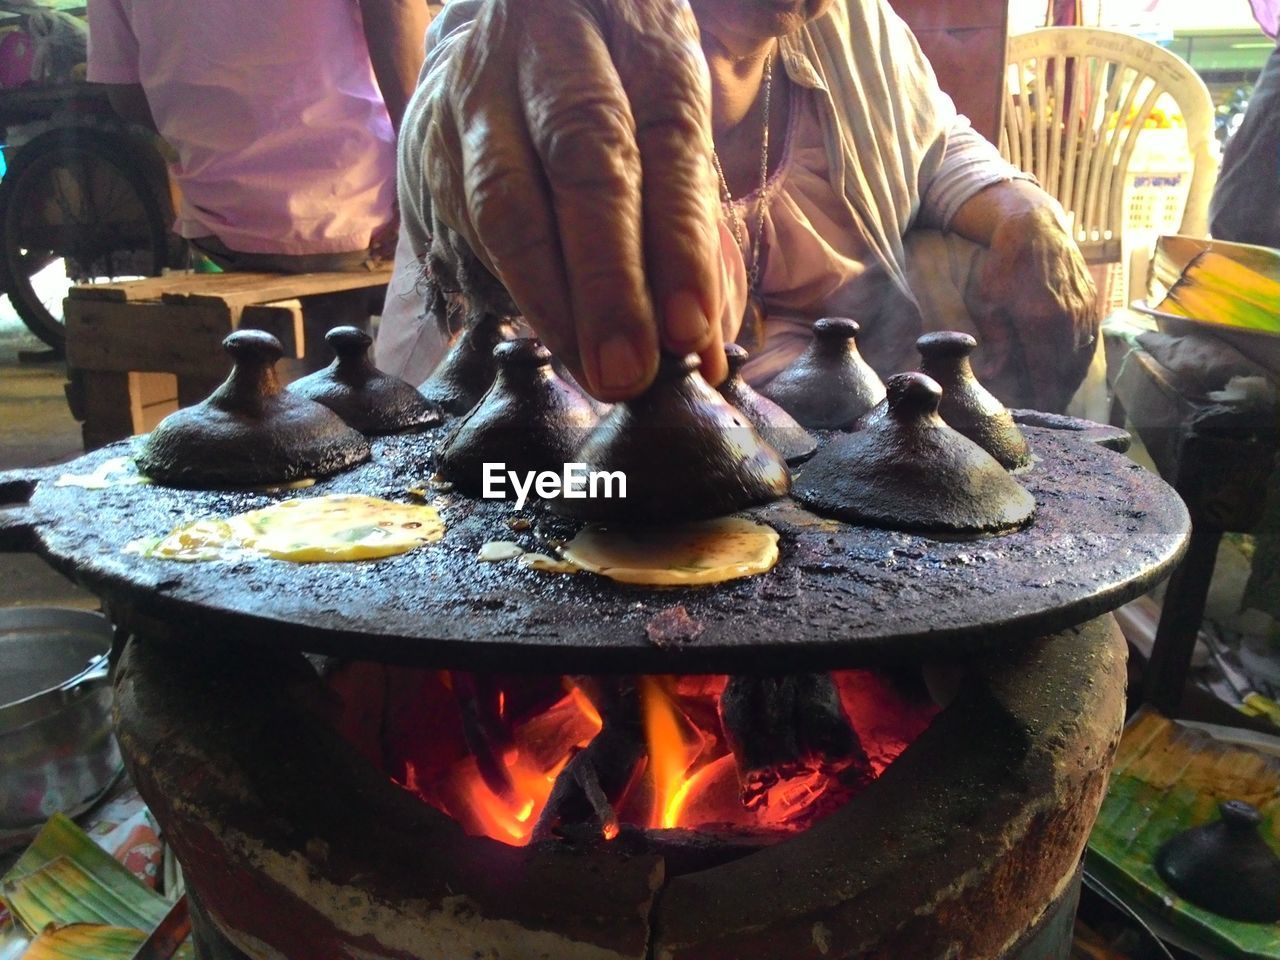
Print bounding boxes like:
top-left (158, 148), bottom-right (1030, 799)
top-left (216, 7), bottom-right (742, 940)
top-left (1, 427), bottom-right (1188, 673)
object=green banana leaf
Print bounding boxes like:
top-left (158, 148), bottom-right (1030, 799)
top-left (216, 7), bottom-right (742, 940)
top-left (24, 922), bottom-right (193, 960)
top-left (1144, 234), bottom-right (1280, 336)
top-left (4, 856), bottom-right (169, 933)
top-left (0, 813), bottom-right (188, 956)
top-left (1087, 710), bottom-right (1280, 960)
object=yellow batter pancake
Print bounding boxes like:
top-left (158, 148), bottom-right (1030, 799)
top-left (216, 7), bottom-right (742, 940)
top-left (142, 494), bottom-right (445, 563)
top-left (559, 517), bottom-right (779, 586)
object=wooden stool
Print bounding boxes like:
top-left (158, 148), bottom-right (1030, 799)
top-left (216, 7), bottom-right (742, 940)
top-left (63, 268), bottom-right (393, 450)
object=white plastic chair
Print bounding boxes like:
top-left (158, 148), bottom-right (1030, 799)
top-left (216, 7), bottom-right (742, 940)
top-left (1001, 28), bottom-right (1218, 420)
top-left (1001, 27), bottom-right (1217, 267)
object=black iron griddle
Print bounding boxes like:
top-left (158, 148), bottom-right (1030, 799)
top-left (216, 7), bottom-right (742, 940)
top-left (0, 425), bottom-right (1188, 673)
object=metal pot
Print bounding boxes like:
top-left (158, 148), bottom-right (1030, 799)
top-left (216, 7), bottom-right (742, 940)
top-left (0, 607), bottom-right (122, 844)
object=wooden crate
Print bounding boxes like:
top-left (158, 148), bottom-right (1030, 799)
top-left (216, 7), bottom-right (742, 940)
top-left (64, 267), bottom-right (392, 450)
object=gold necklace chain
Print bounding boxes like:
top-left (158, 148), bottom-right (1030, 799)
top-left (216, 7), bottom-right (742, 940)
top-left (711, 47), bottom-right (774, 294)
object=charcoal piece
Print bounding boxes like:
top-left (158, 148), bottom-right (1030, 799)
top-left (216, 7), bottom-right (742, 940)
top-left (136, 330), bottom-right (369, 488)
top-left (417, 312), bottom-right (517, 415)
top-left (718, 672), bottom-right (870, 807)
top-left (916, 331), bottom-right (1030, 469)
top-left (435, 339), bottom-right (599, 497)
top-left (761, 317), bottom-right (885, 430)
top-left (288, 326), bottom-right (441, 435)
top-left (793, 372), bottom-right (1037, 535)
top-left (1156, 800), bottom-right (1280, 922)
top-left (532, 724), bottom-right (646, 841)
top-left (718, 344), bottom-right (817, 464)
top-left (532, 677), bottom-right (646, 842)
top-left (549, 353), bottom-right (791, 523)
top-left (451, 672), bottom-right (515, 800)
top-left (540, 824), bottom-right (773, 876)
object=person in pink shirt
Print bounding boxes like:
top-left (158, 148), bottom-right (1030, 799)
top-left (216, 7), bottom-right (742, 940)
top-left (86, 0), bottom-right (429, 273)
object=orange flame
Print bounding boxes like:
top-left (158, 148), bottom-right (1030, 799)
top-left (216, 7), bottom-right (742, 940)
top-left (427, 688), bottom-right (601, 846)
top-left (387, 670), bottom-right (939, 846)
top-left (639, 677), bottom-right (704, 829)
top-left (567, 683), bottom-right (602, 728)
top-left (663, 756), bottom-right (722, 828)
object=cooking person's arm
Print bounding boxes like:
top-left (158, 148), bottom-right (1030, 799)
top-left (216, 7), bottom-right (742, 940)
top-left (396, 0), bottom-right (726, 401)
top-left (864, 0), bottom-right (1095, 413)
top-left (823, 0), bottom-right (1094, 411)
top-left (397, 0), bottom-right (480, 266)
top-left (908, 105), bottom-right (1096, 412)
top-left (357, 0), bottom-right (431, 135)
top-left (944, 169), bottom-right (1099, 415)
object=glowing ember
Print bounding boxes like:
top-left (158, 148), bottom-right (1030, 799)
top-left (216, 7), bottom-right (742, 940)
top-left (356, 669), bottom-right (937, 847)
top-left (412, 684), bottom-right (600, 846)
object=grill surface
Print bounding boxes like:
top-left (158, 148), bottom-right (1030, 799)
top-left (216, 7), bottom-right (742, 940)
top-left (0, 425), bottom-right (1188, 673)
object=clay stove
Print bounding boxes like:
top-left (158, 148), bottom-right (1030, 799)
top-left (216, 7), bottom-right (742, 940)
top-left (0, 419), bottom-right (1189, 960)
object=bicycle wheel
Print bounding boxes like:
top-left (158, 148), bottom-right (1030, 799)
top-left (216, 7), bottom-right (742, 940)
top-left (0, 126), bottom-right (172, 351)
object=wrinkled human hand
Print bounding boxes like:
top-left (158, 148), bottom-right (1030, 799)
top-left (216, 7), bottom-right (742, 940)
top-left (968, 207), bottom-right (1099, 412)
top-left (424, 0), bottom-right (726, 401)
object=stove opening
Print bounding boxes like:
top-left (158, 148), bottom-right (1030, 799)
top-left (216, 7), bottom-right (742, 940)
top-left (328, 667), bottom-right (938, 847)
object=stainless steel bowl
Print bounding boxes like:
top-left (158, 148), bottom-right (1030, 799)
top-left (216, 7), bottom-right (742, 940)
top-left (0, 607), bottom-right (122, 843)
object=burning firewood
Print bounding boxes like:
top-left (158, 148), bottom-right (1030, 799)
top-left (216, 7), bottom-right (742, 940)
top-left (451, 672), bottom-right (515, 799)
top-left (544, 823), bottom-right (775, 874)
top-left (532, 677), bottom-right (647, 841)
top-left (718, 672), bottom-right (870, 807)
